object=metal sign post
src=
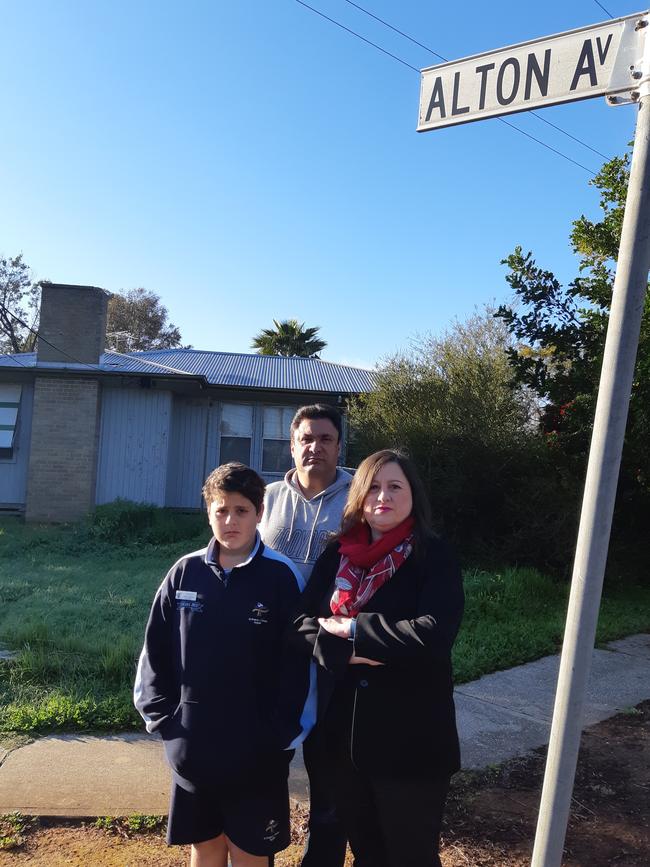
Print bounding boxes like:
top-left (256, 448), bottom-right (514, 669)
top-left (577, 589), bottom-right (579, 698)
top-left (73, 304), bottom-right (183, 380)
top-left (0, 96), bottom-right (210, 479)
top-left (418, 11), bottom-right (650, 867)
top-left (530, 15), bottom-right (650, 867)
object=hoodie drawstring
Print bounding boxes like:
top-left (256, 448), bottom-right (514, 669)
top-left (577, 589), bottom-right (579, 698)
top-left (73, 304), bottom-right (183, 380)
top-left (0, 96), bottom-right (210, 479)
top-left (288, 495), bottom-right (298, 542)
top-left (305, 497), bottom-right (323, 564)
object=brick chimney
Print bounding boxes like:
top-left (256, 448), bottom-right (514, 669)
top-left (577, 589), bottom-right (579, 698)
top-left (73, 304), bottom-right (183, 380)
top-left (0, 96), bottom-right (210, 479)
top-left (26, 283), bottom-right (109, 522)
top-left (37, 283), bottom-right (109, 365)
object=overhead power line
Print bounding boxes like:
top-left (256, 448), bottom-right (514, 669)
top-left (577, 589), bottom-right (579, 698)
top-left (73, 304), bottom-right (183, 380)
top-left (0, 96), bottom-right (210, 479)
top-left (530, 113), bottom-right (608, 160)
top-left (592, 0), bottom-right (614, 19)
top-left (0, 300), bottom-right (99, 370)
top-left (295, 0), bottom-right (419, 71)
top-left (1, 351), bottom-right (29, 368)
top-left (496, 117), bottom-right (596, 173)
top-left (342, 0), bottom-right (608, 162)
top-left (342, 0), bottom-right (447, 61)
top-left (297, 1), bottom-right (598, 173)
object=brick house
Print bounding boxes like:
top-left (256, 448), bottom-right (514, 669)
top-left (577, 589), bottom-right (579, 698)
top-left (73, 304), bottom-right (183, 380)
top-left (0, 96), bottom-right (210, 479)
top-left (0, 284), bottom-right (373, 521)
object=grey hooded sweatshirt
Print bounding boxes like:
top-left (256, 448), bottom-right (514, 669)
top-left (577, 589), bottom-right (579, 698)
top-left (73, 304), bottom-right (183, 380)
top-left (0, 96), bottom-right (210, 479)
top-left (259, 468), bottom-right (352, 582)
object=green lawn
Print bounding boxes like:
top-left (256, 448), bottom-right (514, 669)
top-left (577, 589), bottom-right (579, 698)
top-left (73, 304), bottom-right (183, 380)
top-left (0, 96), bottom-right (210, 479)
top-left (1, 516), bottom-right (649, 735)
top-left (0, 515), bottom-right (211, 734)
top-left (454, 566), bottom-right (650, 683)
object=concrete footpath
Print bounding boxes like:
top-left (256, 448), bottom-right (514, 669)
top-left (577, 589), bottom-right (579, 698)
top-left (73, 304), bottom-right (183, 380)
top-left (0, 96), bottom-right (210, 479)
top-left (0, 634), bottom-right (648, 817)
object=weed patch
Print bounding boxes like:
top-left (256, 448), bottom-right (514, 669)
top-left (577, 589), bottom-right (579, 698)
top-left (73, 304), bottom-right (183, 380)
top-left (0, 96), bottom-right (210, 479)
top-left (93, 814), bottom-right (166, 836)
top-left (0, 813), bottom-right (37, 850)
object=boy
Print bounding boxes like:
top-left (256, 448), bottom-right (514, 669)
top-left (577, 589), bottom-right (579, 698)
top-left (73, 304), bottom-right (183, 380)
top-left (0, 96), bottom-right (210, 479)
top-left (134, 462), bottom-right (310, 867)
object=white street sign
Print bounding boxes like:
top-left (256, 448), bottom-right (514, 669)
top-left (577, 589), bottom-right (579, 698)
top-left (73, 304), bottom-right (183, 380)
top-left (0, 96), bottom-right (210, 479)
top-left (418, 12), bottom-right (647, 131)
top-left (415, 10), bottom-right (650, 867)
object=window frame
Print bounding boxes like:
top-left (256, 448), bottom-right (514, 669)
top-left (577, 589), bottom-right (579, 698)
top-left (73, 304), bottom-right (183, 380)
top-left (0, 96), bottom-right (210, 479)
top-left (261, 405), bottom-right (295, 475)
top-left (0, 384), bottom-right (22, 464)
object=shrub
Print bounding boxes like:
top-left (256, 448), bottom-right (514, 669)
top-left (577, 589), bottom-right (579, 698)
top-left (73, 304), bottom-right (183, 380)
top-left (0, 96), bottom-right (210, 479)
top-left (347, 308), bottom-right (581, 573)
top-left (87, 500), bottom-right (208, 546)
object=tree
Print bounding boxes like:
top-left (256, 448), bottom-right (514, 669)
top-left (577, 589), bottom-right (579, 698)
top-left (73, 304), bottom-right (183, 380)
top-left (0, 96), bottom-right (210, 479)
top-left (251, 319), bottom-right (326, 357)
top-left (347, 308), bottom-right (564, 567)
top-left (495, 149), bottom-right (650, 577)
top-left (106, 288), bottom-right (183, 353)
top-left (495, 150), bottom-right (650, 457)
top-left (350, 308), bottom-right (530, 455)
top-left (0, 254), bottom-right (41, 353)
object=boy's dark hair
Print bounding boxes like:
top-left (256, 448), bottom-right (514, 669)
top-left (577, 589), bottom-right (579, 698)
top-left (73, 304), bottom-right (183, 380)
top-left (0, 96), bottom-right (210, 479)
top-left (202, 462), bottom-right (266, 513)
top-left (290, 403), bottom-right (342, 441)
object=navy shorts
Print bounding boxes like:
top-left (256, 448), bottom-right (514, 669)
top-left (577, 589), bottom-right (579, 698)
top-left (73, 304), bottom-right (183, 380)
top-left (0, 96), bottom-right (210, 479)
top-left (167, 753), bottom-right (292, 855)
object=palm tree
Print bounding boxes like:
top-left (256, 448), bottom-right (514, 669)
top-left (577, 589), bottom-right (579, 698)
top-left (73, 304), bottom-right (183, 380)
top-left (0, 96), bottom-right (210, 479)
top-left (251, 319), bottom-right (327, 357)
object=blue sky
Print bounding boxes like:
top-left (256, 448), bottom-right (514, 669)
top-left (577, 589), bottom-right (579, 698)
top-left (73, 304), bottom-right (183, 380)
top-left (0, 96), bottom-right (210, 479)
top-left (0, 1), bottom-right (641, 368)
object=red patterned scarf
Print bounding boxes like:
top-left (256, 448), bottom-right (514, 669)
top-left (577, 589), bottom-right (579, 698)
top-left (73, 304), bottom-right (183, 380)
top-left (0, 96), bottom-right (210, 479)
top-left (330, 517), bottom-right (415, 617)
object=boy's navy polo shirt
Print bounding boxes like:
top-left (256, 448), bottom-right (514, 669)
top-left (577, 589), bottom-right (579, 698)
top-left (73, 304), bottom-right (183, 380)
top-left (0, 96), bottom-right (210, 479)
top-left (134, 532), bottom-right (314, 788)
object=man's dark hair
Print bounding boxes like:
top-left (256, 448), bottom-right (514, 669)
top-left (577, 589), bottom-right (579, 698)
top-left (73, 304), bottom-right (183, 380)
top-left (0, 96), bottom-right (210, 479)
top-left (290, 403), bottom-right (342, 441)
top-left (202, 462), bottom-right (266, 513)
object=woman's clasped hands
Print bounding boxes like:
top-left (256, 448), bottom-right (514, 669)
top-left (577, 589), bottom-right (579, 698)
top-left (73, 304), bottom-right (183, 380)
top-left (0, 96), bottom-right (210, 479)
top-left (317, 615), bottom-right (384, 666)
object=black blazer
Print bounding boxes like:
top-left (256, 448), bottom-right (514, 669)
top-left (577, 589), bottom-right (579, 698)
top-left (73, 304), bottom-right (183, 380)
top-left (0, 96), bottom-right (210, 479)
top-left (291, 535), bottom-right (464, 778)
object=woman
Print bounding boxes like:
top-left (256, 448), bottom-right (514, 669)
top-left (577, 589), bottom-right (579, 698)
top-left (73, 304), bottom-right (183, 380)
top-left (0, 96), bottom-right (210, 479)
top-left (291, 450), bottom-right (464, 867)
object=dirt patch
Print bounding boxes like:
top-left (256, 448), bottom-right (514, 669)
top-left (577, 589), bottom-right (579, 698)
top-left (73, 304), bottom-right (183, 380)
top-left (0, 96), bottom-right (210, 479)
top-left (441, 700), bottom-right (650, 866)
top-left (0, 812), bottom-right (319, 867)
top-left (1, 702), bottom-right (648, 866)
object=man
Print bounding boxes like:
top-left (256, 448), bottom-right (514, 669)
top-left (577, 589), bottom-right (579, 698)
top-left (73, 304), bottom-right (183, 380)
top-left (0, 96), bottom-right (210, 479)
top-left (259, 403), bottom-right (350, 867)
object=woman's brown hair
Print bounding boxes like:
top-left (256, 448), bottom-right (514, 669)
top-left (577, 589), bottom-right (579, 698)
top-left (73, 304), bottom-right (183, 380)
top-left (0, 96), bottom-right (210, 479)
top-left (340, 450), bottom-right (434, 553)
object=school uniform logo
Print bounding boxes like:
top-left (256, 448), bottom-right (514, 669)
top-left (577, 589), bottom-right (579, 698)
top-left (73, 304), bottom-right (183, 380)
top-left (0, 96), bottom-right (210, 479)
top-left (175, 589), bottom-right (204, 613)
top-left (263, 818), bottom-right (279, 841)
top-left (248, 602), bottom-right (270, 625)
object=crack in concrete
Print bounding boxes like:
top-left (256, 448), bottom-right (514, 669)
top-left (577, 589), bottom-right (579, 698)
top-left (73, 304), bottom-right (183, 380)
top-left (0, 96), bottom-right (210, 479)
top-left (0, 748), bottom-right (14, 771)
top-left (0, 736), bottom-right (33, 770)
top-left (454, 689), bottom-right (553, 723)
top-left (607, 648), bottom-right (650, 659)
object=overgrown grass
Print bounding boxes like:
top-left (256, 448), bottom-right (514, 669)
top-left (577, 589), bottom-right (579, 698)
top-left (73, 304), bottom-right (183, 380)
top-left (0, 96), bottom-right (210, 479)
top-left (1, 515), bottom-right (649, 735)
top-left (0, 511), bottom-right (210, 734)
top-left (454, 566), bottom-right (650, 682)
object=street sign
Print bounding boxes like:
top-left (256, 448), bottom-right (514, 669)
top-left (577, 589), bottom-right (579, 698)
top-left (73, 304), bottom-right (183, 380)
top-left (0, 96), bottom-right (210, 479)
top-left (415, 9), bottom-right (650, 867)
top-left (418, 12), bottom-right (647, 131)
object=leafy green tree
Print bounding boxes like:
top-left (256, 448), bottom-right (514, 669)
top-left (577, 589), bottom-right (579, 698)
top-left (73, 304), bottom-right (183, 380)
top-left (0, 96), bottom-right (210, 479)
top-left (106, 288), bottom-right (183, 352)
top-left (496, 150), bottom-right (650, 576)
top-left (0, 254), bottom-right (41, 353)
top-left (496, 150), bottom-right (650, 460)
top-left (251, 319), bottom-right (326, 357)
top-left (350, 309), bottom-right (529, 453)
top-left (348, 309), bottom-right (567, 567)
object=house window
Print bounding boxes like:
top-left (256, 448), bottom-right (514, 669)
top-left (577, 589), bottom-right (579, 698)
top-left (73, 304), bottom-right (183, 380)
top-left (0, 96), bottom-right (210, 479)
top-left (262, 406), bottom-right (295, 473)
top-left (0, 384), bottom-right (21, 460)
top-left (220, 403), bottom-right (253, 465)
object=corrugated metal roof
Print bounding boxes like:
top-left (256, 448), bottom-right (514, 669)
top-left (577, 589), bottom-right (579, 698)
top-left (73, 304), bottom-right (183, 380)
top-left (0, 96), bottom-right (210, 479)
top-left (99, 351), bottom-right (195, 376)
top-left (133, 349), bottom-right (375, 393)
top-left (0, 352), bottom-right (37, 369)
top-left (0, 349), bottom-right (375, 394)
top-left (0, 351), bottom-right (188, 376)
